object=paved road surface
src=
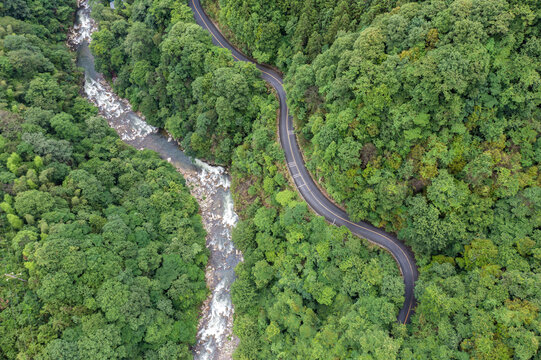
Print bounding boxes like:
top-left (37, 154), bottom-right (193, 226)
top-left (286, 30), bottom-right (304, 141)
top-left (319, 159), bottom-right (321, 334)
top-left (189, 0), bottom-right (418, 324)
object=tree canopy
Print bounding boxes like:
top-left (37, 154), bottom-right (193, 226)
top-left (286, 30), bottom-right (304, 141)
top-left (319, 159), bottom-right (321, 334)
top-left (0, 3), bottom-right (207, 358)
top-left (2, 0), bottom-right (539, 359)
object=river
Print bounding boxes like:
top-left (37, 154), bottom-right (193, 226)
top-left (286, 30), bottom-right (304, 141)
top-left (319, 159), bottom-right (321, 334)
top-left (68, 1), bottom-right (242, 358)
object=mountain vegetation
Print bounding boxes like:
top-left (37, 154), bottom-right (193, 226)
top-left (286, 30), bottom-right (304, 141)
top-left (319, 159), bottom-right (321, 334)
top-left (282, 0), bottom-right (541, 262)
top-left (201, 0), bottom-right (402, 67)
top-left (0, 2), bottom-right (207, 358)
top-left (204, 0), bottom-right (541, 358)
top-left (207, 0), bottom-right (541, 357)
top-left (93, 0), bottom-right (541, 358)
top-left (229, 88), bottom-right (405, 359)
top-left (1, 0), bottom-right (539, 359)
top-left (89, 0), bottom-right (276, 164)
top-left (90, 1), bottom-right (406, 358)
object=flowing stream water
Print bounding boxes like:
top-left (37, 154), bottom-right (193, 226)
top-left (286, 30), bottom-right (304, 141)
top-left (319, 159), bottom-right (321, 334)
top-left (68, 2), bottom-right (242, 358)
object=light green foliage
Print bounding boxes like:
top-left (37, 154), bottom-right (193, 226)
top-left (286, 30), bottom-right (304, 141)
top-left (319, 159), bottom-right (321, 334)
top-left (6, 213), bottom-right (23, 229)
top-left (0, 201), bottom-right (15, 214)
top-left (275, 189), bottom-right (295, 206)
top-left (6, 153), bottom-right (21, 173)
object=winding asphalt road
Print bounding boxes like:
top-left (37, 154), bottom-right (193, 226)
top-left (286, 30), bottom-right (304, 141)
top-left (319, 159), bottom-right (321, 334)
top-left (189, 0), bottom-right (418, 324)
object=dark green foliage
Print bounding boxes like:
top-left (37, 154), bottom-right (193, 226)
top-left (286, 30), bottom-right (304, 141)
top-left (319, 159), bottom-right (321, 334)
top-left (0, 5), bottom-right (207, 359)
top-left (0, 0), bottom-right (76, 42)
top-left (202, 0), bottom-right (401, 68)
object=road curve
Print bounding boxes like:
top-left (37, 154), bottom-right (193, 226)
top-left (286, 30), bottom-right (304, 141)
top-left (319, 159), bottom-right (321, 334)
top-left (188, 0), bottom-right (418, 324)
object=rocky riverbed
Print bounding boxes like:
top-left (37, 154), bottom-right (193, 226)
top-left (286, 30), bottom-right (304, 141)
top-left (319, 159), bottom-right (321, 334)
top-left (69, 1), bottom-right (243, 358)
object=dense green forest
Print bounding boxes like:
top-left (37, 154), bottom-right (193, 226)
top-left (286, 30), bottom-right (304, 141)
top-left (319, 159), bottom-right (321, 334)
top-left (1, 0), bottom-right (539, 359)
top-left (201, 0), bottom-right (402, 68)
top-left (95, 0), bottom-right (540, 358)
top-left (0, 1), bottom-right (208, 358)
top-left (205, 0), bottom-right (541, 358)
top-left (90, 0), bottom-right (276, 164)
top-left (283, 0), bottom-right (541, 259)
top-left (229, 92), bottom-right (405, 358)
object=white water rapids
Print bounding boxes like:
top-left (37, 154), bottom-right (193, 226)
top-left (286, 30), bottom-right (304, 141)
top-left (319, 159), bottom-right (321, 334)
top-left (69, 1), bottom-right (242, 358)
